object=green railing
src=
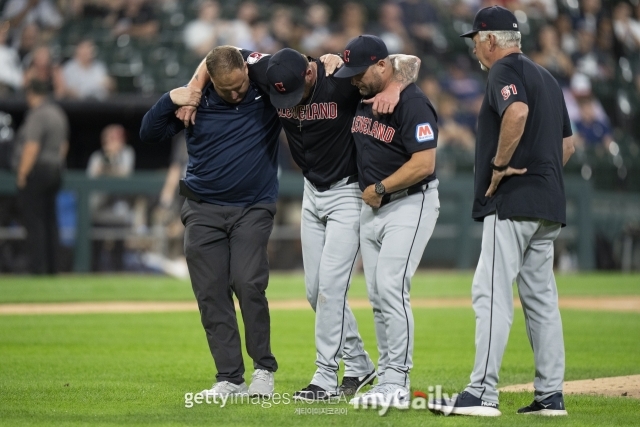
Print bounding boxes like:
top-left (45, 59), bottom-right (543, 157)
top-left (0, 171), bottom-right (595, 271)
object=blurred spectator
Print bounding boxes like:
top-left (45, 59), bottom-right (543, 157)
top-left (12, 79), bottom-right (69, 274)
top-left (0, 21), bottom-right (24, 94)
top-left (419, 76), bottom-right (442, 109)
top-left (16, 22), bottom-right (39, 62)
top-left (183, 0), bottom-right (224, 57)
top-left (571, 25), bottom-right (614, 81)
top-left (437, 94), bottom-right (476, 152)
top-left (61, 39), bottom-right (112, 100)
top-left (439, 56), bottom-right (483, 104)
top-left (555, 14), bottom-right (578, 56)
top-left (23, 45), bottom-right (65, 98)
top-left (574, 0), bottom-right (603, 34)
top-left (574, 96), bottom-right (613, 150)
top-left (323, 2), bottom-right (369, 53)
top-left (109, 0), bottom-right (159, 40)
top-left (398, 0), bottom-right (441, 54)
top-left (58, 0), bottom-right (114, 20)
top-left (612, 2), bottom-right (640, 55)
top-left (87, 124), bottom-right (135, 271)
top-left (224, 1), bottom-right (259, 50)
top-left (563, 72), bottom-right (609, 124)
top-left (373, 2), bottom-right (416, 54)
top-left (301, 3), bottom-right (331, 58)
top-left (530, 25), bottom-right (573, 87)
top-left (1, 0), bottom-right (63, 48)
top-left (516, 0), bottom-right (558, 20)
top-left (249, 20), bottom-right (278, 53)
top-left (269, 5), bottom-right (298, 50)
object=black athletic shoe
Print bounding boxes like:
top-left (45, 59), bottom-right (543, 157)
top-left (429, 391), bottom-right (501, 417)
top-left (338, 370), bottom-right (377, 396)
top-left (517, 392), bottom-right (568, 416)
top-left (293, 384), bottom-right (333, 402)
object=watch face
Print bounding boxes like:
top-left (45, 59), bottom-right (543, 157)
top-left (375, 182), bottom-right (385, 195)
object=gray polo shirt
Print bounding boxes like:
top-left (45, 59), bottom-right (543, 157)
top-left (13, 101), bottom-right (69, 169)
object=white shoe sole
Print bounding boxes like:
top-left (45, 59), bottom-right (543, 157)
top-left (520, 409), bottom-right (568, 416)
top-left (449, 406), bottom-right (502, 416)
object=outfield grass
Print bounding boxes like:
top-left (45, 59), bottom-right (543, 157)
top-left (0, 273), bottom-right (639, 426)
top-left (0, 272), bottom-right (639, 303)
top-left (1, 286), bottom-right (640, 425)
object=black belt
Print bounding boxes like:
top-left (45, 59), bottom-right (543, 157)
top-left (179, 179), bottom-right (202, 202)
top-left (380, 184), bottom-right (426, 207)
top-left (312, 174), bottom-right (358, 192)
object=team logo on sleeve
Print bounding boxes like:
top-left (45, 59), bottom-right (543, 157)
top-left (501, 84), bottom-right (518, 100)
top-left (415, 122), bottom-right (434, 143)
top-left (247, 52), bottom-right (268, 64)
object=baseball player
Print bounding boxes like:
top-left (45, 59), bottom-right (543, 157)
top-left (431, 6), bottom-right (575, 416)
top-left (334, 35), bottom-right (440, 409)
top-left (180, 47), bottom-right (421, 401)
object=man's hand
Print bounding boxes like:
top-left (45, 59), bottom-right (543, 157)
top-left (362, 184), bottom-right (383, 208)
top-left (485, 167), bottom-right (527, 198)
top-left (169, 87), bottom-right (201, 108)
top-left (319, 54), bottom-right (344, 76)
top-left (363, 85), bottom-right (401, 115)
top-left (175, 106), bottom-right (197, 127)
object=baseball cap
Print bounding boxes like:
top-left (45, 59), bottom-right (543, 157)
top-left (266, 48), bottom-right (308, 109)
top-left (334, 35), bottom-right (389, 78)
top-left (459, 6), bottom-right (519, 38)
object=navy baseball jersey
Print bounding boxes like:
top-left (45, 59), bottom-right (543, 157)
top-left (243, 50), bottom-right (360, 187)
top-left (351, 83), bottom-right (438, 191)
top-left (473, 53), bottom-right (572, 225)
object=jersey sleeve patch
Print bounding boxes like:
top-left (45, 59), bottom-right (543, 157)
top-left (415, 122), bottom-right (435, 143)
top-left (247, 52), bottom-right (269, 64)
top-left (500, 84), bottom-right (518, 101)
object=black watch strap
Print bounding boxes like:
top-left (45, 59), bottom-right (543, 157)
top-left (491, 157), bottom-right (509, 172)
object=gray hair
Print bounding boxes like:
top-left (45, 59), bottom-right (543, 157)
top-left (478, 31), bottom-right (521, 49)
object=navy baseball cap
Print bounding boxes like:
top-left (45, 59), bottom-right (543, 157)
top-left (266, 48), bottom-right (308, 109)
top-left (334, 35), bottom-right (389, 78)
top-left (459, 6), bottom-right (519, 38)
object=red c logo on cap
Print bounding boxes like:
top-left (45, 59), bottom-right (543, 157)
top-left (274, 82), bottom-right (285, 92)
top-left (344, 50), bottom-right (350, 63)
top-left (481, 22), bottom-right (486, 27)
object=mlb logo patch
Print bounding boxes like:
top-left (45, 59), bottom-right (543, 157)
top-left (247, 52), bottom-right (268, 64)
top-left (415, 122), bottom-right (434, 143)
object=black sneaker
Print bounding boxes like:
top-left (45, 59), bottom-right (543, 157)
top-left (293, 384), bottom-right (333, 402)
top-left (429, 391), bottom-right (501, 417)
top-left (338, 370), bottom-right (377, 396)
top-left (517, 392), bottom-right (568, 416)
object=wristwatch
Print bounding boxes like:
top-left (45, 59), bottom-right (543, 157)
top-left (374, 182), bottom-right (386, 195)
top-left (490, 157), bottom-right (508, 172)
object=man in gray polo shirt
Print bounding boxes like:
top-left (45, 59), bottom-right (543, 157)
top-left (14, 79), bottom-right (69, 274)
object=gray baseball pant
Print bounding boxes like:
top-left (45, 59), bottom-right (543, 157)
top-left (465, 213), bottom-right (565, 404)
top-left (360, 179), bottom-right (440, 389)
top-left (301, 177), bottom-right (375, 393)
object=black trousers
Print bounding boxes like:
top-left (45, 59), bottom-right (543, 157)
top-left (18, 165), bottom-right (61, 274)
top-left (181, 199), bottom-right (278, 384)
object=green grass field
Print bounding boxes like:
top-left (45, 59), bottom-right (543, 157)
top-left (1, 272), bottom-right (639, 426)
